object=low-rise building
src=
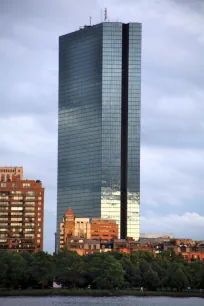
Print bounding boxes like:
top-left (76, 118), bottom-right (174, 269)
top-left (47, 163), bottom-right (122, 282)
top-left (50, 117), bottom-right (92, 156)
top-left (59, 209), bottom-right (204, 261)
top-left (66, 238), bottom-right (101, 256)
top-left (140, 233), bottom-right (174, 239)
top-left (59, 208), bottom-right (118, 250)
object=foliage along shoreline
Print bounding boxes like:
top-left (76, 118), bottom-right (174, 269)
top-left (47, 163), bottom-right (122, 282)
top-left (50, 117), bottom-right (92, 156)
top-left (0, 289), bottom-right (204, 298)
top-left (0, 249), bottom-right (204, 292)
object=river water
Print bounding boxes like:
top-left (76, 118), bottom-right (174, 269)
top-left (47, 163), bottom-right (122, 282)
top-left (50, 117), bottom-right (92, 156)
top-left (0, 296), bottom-right (203, 306)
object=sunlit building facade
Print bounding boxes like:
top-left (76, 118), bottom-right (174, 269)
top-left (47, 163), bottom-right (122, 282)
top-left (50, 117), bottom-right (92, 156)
top-left (57, 22), bottom-right (141, 251)
top-left (60, 208), bottom-right (118, 250)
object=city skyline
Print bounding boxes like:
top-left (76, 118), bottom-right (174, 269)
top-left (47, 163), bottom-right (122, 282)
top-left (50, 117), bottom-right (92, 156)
top-left (0, 0), bottom-right (204, 253)
top-left (57, 22), bottom-right (141, 250)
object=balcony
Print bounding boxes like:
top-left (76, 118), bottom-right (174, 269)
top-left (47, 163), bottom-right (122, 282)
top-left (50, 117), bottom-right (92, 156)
top-left (24, 204), bottom-right (36, 207)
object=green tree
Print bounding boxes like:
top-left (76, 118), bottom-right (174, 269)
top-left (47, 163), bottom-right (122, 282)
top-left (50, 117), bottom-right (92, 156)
top-left (131, 251), bottom-right (154, 266)
top-left (84, 252), bottom-right (125, 289)
top-left (0, 252), bottom-right (27, 289)
top-left (152, 261), bottom-right (166, 279)
top-left (31, 251), bottom-right (54, 288)
top-left (0, 252), bottom-right (9, 287)
top-left (55, 250), bottom-right (85, 288)
top-left (121, 257), bottom-right (141, 288)
top-left (162, 266), bottom-right (189, 291)
top-left (143, 269), bottom-right (160, 291)
top-left (94, 260), bottom-right (124, 289)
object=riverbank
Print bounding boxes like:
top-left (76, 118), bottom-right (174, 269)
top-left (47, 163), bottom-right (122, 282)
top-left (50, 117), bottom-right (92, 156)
top-left (0, 289), bottom-right (204, 298)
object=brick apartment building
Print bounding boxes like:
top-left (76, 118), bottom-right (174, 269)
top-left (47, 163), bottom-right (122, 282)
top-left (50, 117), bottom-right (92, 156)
top-left (59, 208), bottom-right (118, 250)
top-left (0, 169), bottom-right (44, 252)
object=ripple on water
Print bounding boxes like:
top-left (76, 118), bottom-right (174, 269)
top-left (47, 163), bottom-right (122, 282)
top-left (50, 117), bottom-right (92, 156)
top-left (0, 296), bottom-right (203, 306)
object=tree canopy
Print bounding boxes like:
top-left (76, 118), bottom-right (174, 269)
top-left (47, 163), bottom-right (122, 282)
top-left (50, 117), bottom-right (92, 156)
top-left (0, 249), bottom-right (203, 291)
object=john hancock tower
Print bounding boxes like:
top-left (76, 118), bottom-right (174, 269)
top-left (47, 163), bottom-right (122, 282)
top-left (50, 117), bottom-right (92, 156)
top-left (57, 22), bottom-right (141, 250)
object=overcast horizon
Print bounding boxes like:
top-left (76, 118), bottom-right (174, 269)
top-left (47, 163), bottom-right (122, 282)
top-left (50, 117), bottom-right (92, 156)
top-left (0, 0), bottom-right (204, 253)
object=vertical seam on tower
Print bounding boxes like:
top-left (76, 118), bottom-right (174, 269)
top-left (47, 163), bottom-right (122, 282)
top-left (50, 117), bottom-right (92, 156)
top-left (120, 24), bottom-right (129, 239)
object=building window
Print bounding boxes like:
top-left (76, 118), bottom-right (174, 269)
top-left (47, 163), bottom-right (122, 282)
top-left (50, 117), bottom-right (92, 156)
top-left (10, 218), bottom-right (22, 221)
top-left (25, 223), bottom-right (35, 227)
top-left (0, 196), bottom-right (8, 200)
top-left (26, 191), bottom-right (35, 196)
top-left (0, 212), bottom-right (8, 216)
top-left (25, 196), bottom-right (35, 200)
top-left (24, 207), bottom-right (35, 211)
top-left (11, 191), bottom-right (22, 194)
top-left (37, 234), bottom-right (41, 237)
top-left (23, 183), bottom-right (30, 188)
top-left (0, 207), bottom-right (8, 211)
top-left (38, 218), bottom-right (41, 221)
top-left (10, 223), bottom-right (22, 227)
top-left (24, 212), bottom-right (35, 216)
top-left (13, 196), bottom-right (23, 200)
top-left (38, 207), bottom-right (41, 211)
top-left (1, 183), bottom-right (6, 187)
top-left (25, 234), bottom-right (34, 238)
top-left (38, 197), bottom-right (42, 200)
top-left (24, 201), bottom-right (35, 205)
top-left (11, 212), bottom-right (22, 216)
top-left (0, 239), bottom-right (7, 242)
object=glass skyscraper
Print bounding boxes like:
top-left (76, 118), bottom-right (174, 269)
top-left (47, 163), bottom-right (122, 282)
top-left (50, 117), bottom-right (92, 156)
top-left (57, 22), bottom-right (141, 250)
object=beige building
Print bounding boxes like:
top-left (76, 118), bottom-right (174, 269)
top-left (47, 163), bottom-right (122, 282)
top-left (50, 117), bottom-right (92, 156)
top-left (0, 167), bottom-right (23, 182)
top-left (75, 218), bottom-right (91, 238)
top-left (140, 233), bottom-right (174, 239)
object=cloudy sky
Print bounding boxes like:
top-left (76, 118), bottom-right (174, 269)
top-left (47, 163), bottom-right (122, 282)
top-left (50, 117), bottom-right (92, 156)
top-left (0, 0), bottom-right (203, 253)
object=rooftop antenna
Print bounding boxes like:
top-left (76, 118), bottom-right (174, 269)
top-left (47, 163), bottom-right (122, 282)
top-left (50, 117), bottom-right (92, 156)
top-left (90, 16), bottom-right (92, 26)
top-left (104, 8), bottom-right (108, 22)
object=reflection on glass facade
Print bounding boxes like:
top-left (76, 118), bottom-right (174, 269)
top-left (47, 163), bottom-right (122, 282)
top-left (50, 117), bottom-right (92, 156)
top-left (127, 24), bottom-right (141, 239)
top-left (57, 22), bottom-right (141, 250)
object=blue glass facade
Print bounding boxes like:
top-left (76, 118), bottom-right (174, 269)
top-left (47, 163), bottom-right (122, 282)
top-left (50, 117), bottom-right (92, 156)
top-left (57, 22), bottom-right (141, 250)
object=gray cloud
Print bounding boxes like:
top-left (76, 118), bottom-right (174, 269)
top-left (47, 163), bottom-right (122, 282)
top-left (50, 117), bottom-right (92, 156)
top-left (141, 211), bottom-right (204, 240)
top-left (0, 0), bottom-right (203, 252)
